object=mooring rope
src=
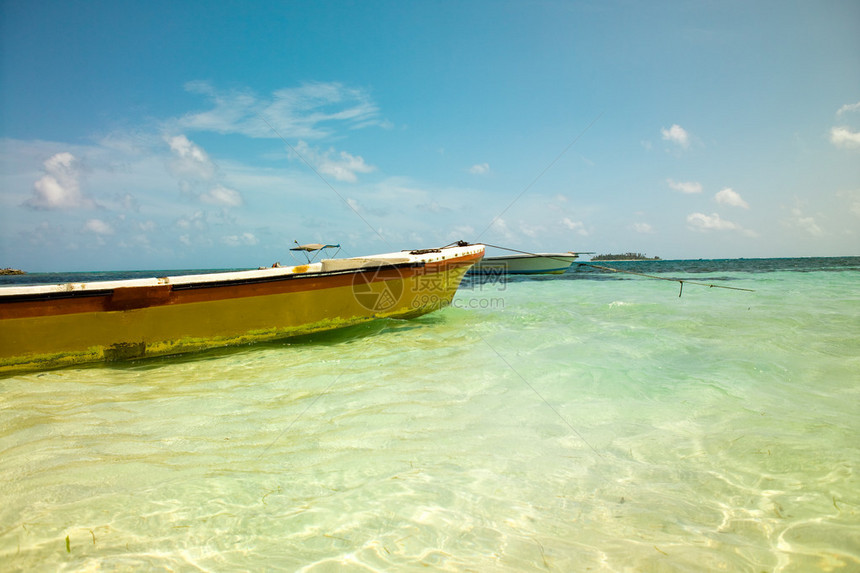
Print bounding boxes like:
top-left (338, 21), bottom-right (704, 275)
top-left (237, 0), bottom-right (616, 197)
top-left (479, 243), bottom-right (755, 296)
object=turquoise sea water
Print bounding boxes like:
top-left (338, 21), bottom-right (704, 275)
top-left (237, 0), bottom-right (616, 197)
top-left (1, 258), bottom-right (858, 571)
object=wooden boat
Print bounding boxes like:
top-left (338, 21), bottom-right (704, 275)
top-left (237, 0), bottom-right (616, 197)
top-left (0, 243), bottom-right (484, 373)
top-left (469, 252), bottom-right (582, 275)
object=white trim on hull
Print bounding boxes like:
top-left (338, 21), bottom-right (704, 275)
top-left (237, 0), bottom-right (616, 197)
top-left (469, 252), bottom-right (580, 275)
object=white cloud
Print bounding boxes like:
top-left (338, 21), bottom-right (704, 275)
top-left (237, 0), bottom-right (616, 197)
top-left (686, 212), bottom-right (740, 231)
top-left (166, 136), bottom-right (246, 207)
top-left (837, 101), bottom-right (860, 116)
top-left (667, 178), bottom-right (702, 194)
top-left (562, 218), bottom-right (589, 236)
top-left (715, 187), bottom-right (749, 209)
top-left (166, 134), bottom-right (216, 180)
top-left (830, 126), bottom-right (860, 149)
top-left (320, 151), bottom-right (374, 183)
top-left (176, 210), bottom-right (208, 231)
top-left (787, 207), bottom-right (823, 236)
top-left (489, 217), bottom-right (516, 240)
top-left (201, 185), bottom-right (243, 207)
top-left (25, 152), bottom-right (94, 210)
top-left (345, 197), bottom-right (362, 213)
top-left (167, 134), bottom-right (208, 164)
top-left (447, 225), bottom-right (475, 242)
top-left (661, 124), bottom-right (690, 148)
top-left (292, 141), bottom-right (374, 183)
top-left (179, 81), bottom-right (384, 140)
top-left (836, 189), bottom-right (860, 218)
top-left (84, 218), bottom-right (114, 235)
top-left (520, 223), bottom-right (540, 238)
top-left (179, 82), bottom-right (257, 135)
top-left (632, 222), bottom-right (653, 233)
top-left (117, 193), bottom-right (139, 212)
top-left (222, 232), bottom-right (258, 246)
top-left (417, 201), bottom-right (449, 213)
top-left (469, 163), bottom-right (490, 175)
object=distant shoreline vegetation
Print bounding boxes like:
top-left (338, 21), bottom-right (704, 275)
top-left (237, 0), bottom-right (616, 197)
top-left (1, 268), bottom-right (25, 275)
top-left (591, 253), bottom-right (660, 261)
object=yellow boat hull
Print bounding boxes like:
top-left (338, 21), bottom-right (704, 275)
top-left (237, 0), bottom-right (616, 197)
top-left (0, 245), bottom-right (484, 373)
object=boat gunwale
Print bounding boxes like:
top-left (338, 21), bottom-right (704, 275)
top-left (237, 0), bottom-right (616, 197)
top-left (496, 267), bottom-right (571, 274)
top-left (478, 253), bottom-right (580, 262)
top-left (0, 246), bottom-right (484, 303)
top-left (0, 262), bottom-right (421, 304)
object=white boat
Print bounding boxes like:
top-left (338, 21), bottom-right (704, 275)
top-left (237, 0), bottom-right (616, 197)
top-left (469, 252), bottom-right (582, 275)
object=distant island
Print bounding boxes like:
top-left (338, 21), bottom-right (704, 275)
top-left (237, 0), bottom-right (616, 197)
top-left (591, 252), bottom-right (660, 261)
top-left (1, 268), bottom-right (25, 275)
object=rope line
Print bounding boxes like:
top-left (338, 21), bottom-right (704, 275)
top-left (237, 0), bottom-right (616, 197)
top-left (480, 243), bottom-right (755, 295)
top-left (253, 119), bottom-right (606, 458)
top-left (578, 262), bottom-right (755, 295)
top-left (477, 332), bottom-right (602, 457)
top-left (475, 112), bottom-right (603, 242)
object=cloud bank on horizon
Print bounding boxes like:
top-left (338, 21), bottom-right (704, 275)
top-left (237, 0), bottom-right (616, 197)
top-left (1, 2), bottom-right (858, 271)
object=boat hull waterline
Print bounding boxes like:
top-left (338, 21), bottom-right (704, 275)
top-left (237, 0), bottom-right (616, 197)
top-left (0, 244), bottom-right (484, 373)
top-left (469, 253), bottom-right (579, 275)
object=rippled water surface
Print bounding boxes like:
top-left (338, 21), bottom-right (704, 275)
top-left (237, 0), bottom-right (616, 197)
top-left (2, 258), bottom-right (858, 571)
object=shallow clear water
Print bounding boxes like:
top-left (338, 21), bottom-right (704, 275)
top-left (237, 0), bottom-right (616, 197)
top-left (2, 259), bottom-right (859, 571)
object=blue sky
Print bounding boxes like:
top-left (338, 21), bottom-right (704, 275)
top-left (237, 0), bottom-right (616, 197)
top-left (1, 0), bottom-right (858, 271)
